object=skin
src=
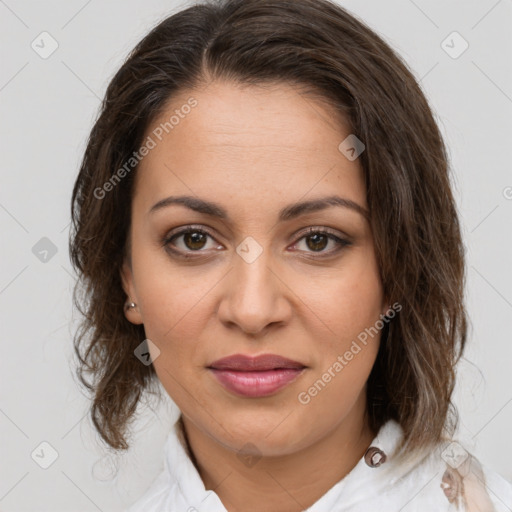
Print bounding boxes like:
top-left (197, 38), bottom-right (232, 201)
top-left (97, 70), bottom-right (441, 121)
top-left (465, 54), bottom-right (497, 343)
top-left (121, 80), bottom-right (388, 512)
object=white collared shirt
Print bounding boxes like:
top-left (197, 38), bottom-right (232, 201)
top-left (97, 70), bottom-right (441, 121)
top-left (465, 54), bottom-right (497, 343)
top-left (125, 419), bottom-right (512, 511)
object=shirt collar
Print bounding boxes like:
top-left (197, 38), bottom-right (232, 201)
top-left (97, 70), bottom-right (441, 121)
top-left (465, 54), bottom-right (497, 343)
top-left (162, 416), bottom-right (422, 511)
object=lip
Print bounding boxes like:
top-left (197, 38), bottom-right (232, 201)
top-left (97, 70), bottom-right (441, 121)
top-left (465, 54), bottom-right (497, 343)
top-left (207, 354), bottom-right (307, 398)
top-left (209, 353), bottom-right (305, 371)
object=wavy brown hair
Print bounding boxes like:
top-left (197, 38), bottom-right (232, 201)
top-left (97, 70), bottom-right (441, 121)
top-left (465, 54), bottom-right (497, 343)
top-left (70, 0), bottom-right (467, 459)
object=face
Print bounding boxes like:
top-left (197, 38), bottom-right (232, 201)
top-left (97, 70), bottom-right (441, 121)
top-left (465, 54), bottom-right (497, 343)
top-left (122, 80), bottom-right (387, 456)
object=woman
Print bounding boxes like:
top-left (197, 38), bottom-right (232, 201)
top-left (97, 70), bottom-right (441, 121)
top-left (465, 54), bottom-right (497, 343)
top-left (69, 0), bottom-right (512, 510)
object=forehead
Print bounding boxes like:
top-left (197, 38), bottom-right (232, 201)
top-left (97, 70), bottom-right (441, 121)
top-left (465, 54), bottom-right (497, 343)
top-left (134, 80), bottom-right (367, 213)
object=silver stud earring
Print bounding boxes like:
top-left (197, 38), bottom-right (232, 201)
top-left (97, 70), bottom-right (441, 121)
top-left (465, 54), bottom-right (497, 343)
top-left (125, 301), bottom-right (137, 311)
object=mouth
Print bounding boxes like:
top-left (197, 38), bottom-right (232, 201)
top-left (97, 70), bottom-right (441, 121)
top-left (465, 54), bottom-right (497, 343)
top-left (207, 353), bottom-right (307, 398)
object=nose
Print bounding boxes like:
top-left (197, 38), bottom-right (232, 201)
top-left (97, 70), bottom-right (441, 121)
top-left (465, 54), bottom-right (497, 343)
top-left (216, 243), bottom-right (293, 337)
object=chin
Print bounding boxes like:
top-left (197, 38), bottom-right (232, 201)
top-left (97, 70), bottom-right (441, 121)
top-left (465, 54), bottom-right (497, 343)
top-left (209, 407), bottom-right (312, 456)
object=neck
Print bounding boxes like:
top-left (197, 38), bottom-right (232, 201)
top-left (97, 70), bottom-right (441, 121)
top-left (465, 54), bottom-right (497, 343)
top-left (179, 405), bottom-right (375, 512)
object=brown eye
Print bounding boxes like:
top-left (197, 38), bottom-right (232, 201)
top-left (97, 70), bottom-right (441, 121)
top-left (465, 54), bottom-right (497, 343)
top-left (292, 228), bottom-right (351, 256)
top-left (164, 227), bottom-right (220, 254)
top-left (183, 231), bottom-right (208, 250)
top-left (305, 233), bottom-right (329, 252)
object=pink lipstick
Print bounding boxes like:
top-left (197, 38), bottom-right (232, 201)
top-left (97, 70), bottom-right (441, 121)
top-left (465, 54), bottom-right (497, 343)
top-left (207, 354), bottom-right (306, 398)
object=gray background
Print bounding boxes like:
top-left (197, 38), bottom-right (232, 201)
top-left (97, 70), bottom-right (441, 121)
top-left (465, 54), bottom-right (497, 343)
top-left (1, 0), bottom-right (511, 510)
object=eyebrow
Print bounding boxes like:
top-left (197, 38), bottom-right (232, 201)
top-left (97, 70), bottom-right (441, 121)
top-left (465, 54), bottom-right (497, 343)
top-left (149, 194), bottom-right (369, 221)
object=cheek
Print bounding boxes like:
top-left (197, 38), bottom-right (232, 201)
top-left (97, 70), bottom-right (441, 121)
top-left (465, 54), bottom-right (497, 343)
top-left (132, 241), bottom-right (193, 319)
top-left (298, 246), bottom-right (384, 349)
top-left (134, 262), bottom-right (214, 406)
top-left (295, 267), bottom-right (383, 425)
top-left (130, 245), bottom-right (220, 367)
top-left (328, 271), bottom-right (383, 341)
top-left (295, 248), bottom-right (383, 394)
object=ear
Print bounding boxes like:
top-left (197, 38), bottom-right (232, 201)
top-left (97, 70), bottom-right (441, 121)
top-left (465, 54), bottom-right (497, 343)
top-left (120, 260), bottom-right (143, 325)
top-left (381, 295), bottom-right (401, 319)
top-left (381, 297), bottom-right (390, 318)
top-left (380, 292), bottom-right (392, 318)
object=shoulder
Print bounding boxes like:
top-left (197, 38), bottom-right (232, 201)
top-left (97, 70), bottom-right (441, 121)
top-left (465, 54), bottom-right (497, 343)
top-left (394, 438), bottom-right (512, 512)
top-left (346, 420), bottom-right (512, 511)
top-left (438, 444), bottom-right (512, 512)
top-left (476, 460), bottom-right (512, 511)
top-left (123, 419), bottom-right (228, 512)
top-left (123, 467), bottom-right (172, 512)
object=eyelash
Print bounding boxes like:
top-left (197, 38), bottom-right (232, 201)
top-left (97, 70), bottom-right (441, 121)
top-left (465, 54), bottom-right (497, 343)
top-left (162, 225), bottom-right (351, 258)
